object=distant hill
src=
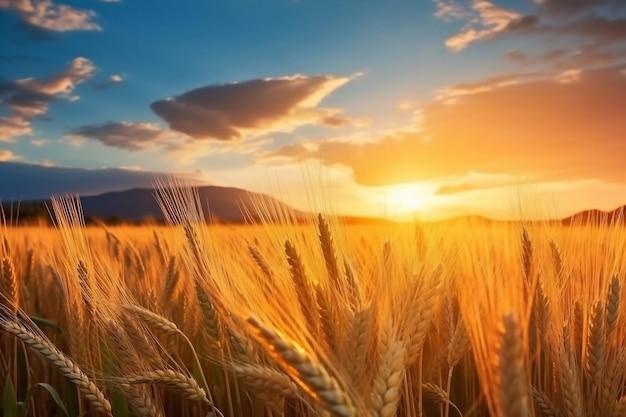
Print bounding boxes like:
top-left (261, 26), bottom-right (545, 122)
top-left (3, 183), bottom-right (626, 226)
top-left (79, 186), bottom-right (306, 223)
top-left (2, 186), bottom-right (307, 224)
top-left (561, 206), bottom-right (626, 226)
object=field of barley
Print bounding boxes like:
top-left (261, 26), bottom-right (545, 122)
top-left (1, 187), bottom-right (626, 417)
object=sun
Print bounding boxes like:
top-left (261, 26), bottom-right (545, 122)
top-left (385, 184), bottom-right (428, 212)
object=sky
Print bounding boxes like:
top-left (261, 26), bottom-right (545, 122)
top-left (1, 0), bottom-right (625, 221)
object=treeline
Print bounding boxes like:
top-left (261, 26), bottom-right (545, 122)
top-left (0, 201), bottom-right (155, 226)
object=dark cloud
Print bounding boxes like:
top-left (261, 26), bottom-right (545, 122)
top-left (563, 15), bottom-right (626, 43)
top-left (538, 0), bottom-right (626, 16)
top-left (151, 74), bottom-right (353, 141)
top-left (442, 1), bottom-right (626, 53)
top-left (506, 45), bottom-right (626, 70)
top-left (503, 14), bottom-right (540, 32)
top-left (268, 66), bottom-right (626, 188)
top-left (505, 49), bottom-right (533, 65)
top-left (68, 121), bottom-right (171, 151)
top-left (0, 161), bottom-right (169, 200)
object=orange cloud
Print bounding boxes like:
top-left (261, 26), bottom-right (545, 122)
top-left (268, 66), bottom-right (626, 189)
top-left (0, 150), bottom-right (19, 161)
top-left (0, 0), bottom-right (100, 32)
top-left (0, 57), bottom-right (95, 141)
top-left (151, 74), bottom-right (356, 141)
top-left (0, 116), bottom-right (31, 142)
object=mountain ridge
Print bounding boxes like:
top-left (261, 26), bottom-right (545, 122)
top-left (2, 184), bottom-right (626, 225)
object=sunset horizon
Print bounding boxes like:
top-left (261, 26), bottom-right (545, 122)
top-left (1, 0), bottom-right (625, 221)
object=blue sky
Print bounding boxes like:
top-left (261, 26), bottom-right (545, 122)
top-left (1, 0), bottom-right (626, 220)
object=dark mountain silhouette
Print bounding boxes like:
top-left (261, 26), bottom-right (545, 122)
top-left (561, 206), bottom-right (626, 226)
top-left (1, 186), bottom-right (307, 224)
top-left (78, 186), bottom-right (304, 223)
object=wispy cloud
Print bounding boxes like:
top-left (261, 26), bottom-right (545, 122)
top-left (0, 0), bottom-right (101, 33)
top-left (444, 1), bottom-right (538, 51)
top-left (0, 149), bottom-right (19, 161)
top-left (433, 0), bottom-right (467, 21)
top-left (0, 57), bottom-right (96, 141)
top-left (433, 173), bottom-right (527, 195)
top-left (94, 73), bottom-right (124, 89)
top-left (151, 74), bottom-right (358, 141)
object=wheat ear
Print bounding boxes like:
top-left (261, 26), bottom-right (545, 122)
top-left (347, 306), bottom-right (375, 388)
top-left (247, 316), bottom-right (356, 417)
top-left (248, 244), bottom-right (273, 279)
top-left (585, 300), bottom-right (605, 388)
top-left (548, 239), bottom-right (563, 279)
top-left (161, 255), bottom-right (180, 307)
top-left (123, 304), bottom-right (180, 336)
top-left (533, 279), bottom-right (551, 346)
top-left (125, 369), bottom-right (209, 403)
top-left (370, 321), bottom-right (407, 417)
top-left (531, 387), bottom-right (558, 417)
top-left (284, 240), bottom-right (320, 335)
top-left (1, 257), bottom-right (18, 315)
top-left (317, 214), bottom-right (340, 283)
top-left (497, 312), bottom-right (530, 417)
top-left (559, 327), bottom-right (583, 417)
top-left (122, 384), bottom-right (164, 417)
top-left (521, 228), bottom-right (533, 284)
top-left (233, 363), bottom-right (300, 410)
top-left (0, 319), bottom-right (112, 416)
top-left (606, 275), bottom-right (620, 338)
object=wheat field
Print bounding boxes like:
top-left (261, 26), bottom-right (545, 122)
top-left (1, 186), bottom-right (625, 417)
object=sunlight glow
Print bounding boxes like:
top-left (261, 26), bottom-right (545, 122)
top-left (384, 184), bottom-right (432, 213)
